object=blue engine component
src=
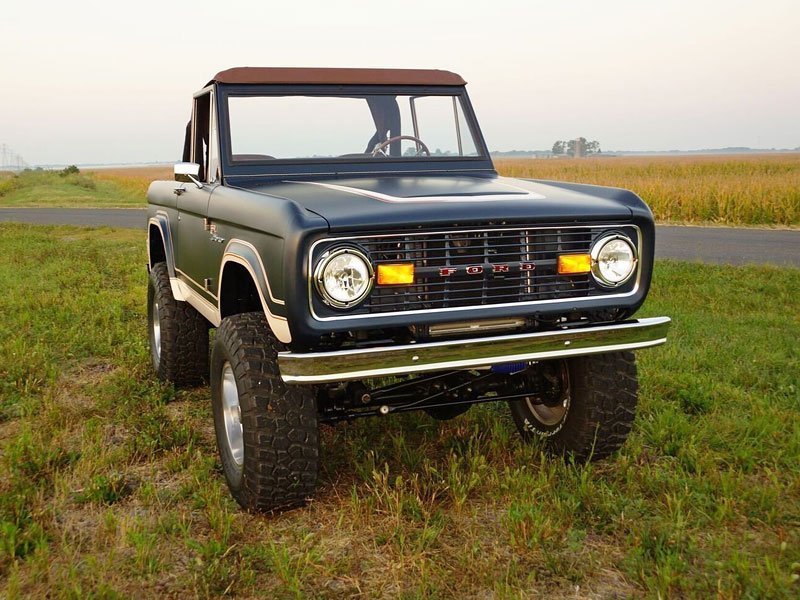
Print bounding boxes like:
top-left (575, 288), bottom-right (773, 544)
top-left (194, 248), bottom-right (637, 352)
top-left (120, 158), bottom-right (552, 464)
top-left (490, 362), bottom-right (527, 375)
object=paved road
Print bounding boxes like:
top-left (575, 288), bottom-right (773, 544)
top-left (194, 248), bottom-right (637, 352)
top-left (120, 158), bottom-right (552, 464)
top-left (654, 225), bottom-right (799, 267)
top-left (0, 207), bottom-right (146, 229)
top-left (1, 207), bottom-right (798, 267)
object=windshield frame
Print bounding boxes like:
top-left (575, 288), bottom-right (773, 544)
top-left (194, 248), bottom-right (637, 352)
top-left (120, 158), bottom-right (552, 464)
top-left (215, 84), bottom-right (494, 179)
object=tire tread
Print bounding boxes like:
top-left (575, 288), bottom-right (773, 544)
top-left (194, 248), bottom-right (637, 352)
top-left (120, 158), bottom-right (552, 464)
top-left (149, 262), bottom-right (208, 387)
top-left (510, 351), bottom-right (638, 462)
top-left (560, 351), bottom-right (638, 461)
top-left (212, 312), bottom-right (318, 512)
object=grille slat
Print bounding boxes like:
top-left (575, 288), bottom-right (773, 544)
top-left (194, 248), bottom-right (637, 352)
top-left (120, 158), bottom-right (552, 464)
top-left (372, 250), bottom-right (573, 263)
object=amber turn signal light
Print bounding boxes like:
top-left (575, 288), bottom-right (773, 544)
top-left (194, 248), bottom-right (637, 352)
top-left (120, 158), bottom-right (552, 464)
top-left (557, 253), bottom-right (592, 275)
top-left (377, 263), bottom-right (415, 285)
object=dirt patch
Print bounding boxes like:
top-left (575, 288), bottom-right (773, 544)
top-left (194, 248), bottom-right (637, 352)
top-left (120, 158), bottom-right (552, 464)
top-left (0, 360), bottom-right (118, 453)
top-left (48, 361), bottom-right (118, 453)
top-left (55, 360), bottom-right (117, 412)
top-left (0, 416), bottom-right (21, 444)
top-left (578, 568), bottom-right (640, 600)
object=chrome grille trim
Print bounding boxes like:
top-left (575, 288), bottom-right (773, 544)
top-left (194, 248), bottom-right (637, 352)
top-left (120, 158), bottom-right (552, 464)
top-left (308, 224), bottom-right (642, 322)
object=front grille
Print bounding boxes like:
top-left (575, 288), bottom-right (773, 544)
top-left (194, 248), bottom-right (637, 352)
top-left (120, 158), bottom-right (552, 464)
top-left (332, 225), bottom-right (633, 314)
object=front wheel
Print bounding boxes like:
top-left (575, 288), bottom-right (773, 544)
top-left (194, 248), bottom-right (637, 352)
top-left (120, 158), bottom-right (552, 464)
top-left (211, 312), bottom-right (319, 512)
top-left (508, 352), bottom-right (638, 462)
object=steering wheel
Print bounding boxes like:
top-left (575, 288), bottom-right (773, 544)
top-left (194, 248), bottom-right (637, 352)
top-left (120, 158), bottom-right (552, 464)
top-left (371, 135), bottom-right (431, 157)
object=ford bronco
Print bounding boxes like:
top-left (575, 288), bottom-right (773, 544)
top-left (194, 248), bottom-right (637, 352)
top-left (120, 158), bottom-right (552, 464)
top-left (146, 67), bottom-right (671, 511)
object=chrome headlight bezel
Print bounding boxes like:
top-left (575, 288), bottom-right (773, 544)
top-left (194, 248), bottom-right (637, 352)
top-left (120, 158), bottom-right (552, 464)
top-left (590, 234), bottom-right (638, 287)
top-left (313, 246), bottom-right (374, 309)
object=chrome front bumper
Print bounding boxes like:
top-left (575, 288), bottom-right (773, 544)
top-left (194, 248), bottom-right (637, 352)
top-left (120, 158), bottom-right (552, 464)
top-left (278, 316), bottom-right (671, 384)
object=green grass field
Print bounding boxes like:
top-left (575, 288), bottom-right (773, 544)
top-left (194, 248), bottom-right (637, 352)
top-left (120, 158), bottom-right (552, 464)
top-left (0, 169), bottom-right (143, 208)
top-left (2, 153), bottom-right (800, 226)
top-left (0, 223), bottom-right (798, 598)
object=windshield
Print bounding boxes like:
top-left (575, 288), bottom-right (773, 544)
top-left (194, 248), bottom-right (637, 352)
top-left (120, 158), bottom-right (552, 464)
top-left (226, 93), bottom-right (481, 162)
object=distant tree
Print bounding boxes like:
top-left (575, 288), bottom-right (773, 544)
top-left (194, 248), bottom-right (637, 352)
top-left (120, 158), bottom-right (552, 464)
top-left (552, 138), bottom-right (602, 157)
top-left (585, 140), bottom-right (601, 155)
top-left (567, 137), bottom-right (587, 158)
top-left (59, 165), bottom-right (80, 177)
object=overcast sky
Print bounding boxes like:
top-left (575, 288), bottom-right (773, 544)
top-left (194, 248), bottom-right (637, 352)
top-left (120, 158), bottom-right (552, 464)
top-left (1, 0), bottom-right (798, 165)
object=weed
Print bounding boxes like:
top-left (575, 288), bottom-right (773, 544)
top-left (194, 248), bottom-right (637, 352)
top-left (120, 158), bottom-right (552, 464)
top-left (74, 474), bottom-right (138, 506)
top-left (126, 529), bottom-right (160, 576)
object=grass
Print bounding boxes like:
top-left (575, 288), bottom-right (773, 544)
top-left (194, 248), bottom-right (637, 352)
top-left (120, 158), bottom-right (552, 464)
top-left (495, 153), bottom-right (800, 227)
top-left (0, 223), bottom-right (798, 598)
top-left (89, 166), bottom-right (171, 200)
top-left (2, 154), bottom-right (799, 226)
top-left (0, 169), bottom-right (144, 208)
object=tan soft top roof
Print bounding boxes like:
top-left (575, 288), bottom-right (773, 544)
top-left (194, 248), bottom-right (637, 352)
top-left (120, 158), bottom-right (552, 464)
top-left (210, 67), bottom-right (466, 86)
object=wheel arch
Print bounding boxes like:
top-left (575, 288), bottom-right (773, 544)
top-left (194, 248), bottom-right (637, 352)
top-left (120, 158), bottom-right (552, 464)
top-left (147, 214), bottom-right (176, 275)
top-left (218, 242), bottom-right (291, 343)
top-left (148, 213), bottom-right (188, 301)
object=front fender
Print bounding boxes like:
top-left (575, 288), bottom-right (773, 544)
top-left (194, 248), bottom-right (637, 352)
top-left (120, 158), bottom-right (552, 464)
top-left (219, 239), bottom-right (291, 343)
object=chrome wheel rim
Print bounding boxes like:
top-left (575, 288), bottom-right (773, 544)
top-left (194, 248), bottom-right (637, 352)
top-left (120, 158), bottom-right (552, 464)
top-left (524, 360), bottom-right (570, 430)
top-left (151, 301), bottom-right (161, 362)
top-left (526, 396), bottom-right (569, 427)
top-left (221, 362), bottom-right (244, 467)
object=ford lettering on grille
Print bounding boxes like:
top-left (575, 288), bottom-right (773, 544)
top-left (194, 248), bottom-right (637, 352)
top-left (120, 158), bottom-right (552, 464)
top-left (440, 263), bottom-right (524, 276)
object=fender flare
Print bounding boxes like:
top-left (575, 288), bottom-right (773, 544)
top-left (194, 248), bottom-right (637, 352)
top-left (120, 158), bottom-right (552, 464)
top-left (147, 212), bottom-right (176, 277)
top-left (148, 212), bottom-right (189, 301)
top-left (218, 239), bottom-right (291, 343)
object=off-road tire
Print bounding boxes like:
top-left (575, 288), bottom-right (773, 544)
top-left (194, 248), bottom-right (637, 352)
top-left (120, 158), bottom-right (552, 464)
top-left (509, 352), bottom-right (638, 462)
top-left (147, 262), bottom-right (209, 387)
top-left (211, 312), bottom-right (319, 512)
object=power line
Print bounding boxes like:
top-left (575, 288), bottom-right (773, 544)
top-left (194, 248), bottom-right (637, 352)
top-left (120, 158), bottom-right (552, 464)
top-left (0, 144), bottom-right (29, 171)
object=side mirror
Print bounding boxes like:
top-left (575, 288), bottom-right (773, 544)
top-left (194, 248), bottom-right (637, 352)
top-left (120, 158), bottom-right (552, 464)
top-left (174, 162), bottom-right (202, 188)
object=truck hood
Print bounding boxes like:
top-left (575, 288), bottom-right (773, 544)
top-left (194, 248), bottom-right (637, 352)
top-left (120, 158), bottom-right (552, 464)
top-left (232, 175), bottom-right (633, 231)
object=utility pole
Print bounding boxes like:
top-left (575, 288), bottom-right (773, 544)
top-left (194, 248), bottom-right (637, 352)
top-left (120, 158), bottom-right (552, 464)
top-left (0, 144), bottom-right (28, 172)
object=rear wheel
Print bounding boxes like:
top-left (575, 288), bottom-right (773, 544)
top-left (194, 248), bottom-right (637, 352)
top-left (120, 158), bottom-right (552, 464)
top-left (509, 352), bottom-right (638, 461)
top-left (147, 262), bottom-right (209, 387)
top-left (211, 312), bottom-right (319, 512)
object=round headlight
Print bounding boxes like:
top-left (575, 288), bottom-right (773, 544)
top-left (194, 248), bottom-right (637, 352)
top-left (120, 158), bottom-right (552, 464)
top-left (314, 247), bottom-right (374, 308)
top-left (591, 235), bottom-right (637, 287)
